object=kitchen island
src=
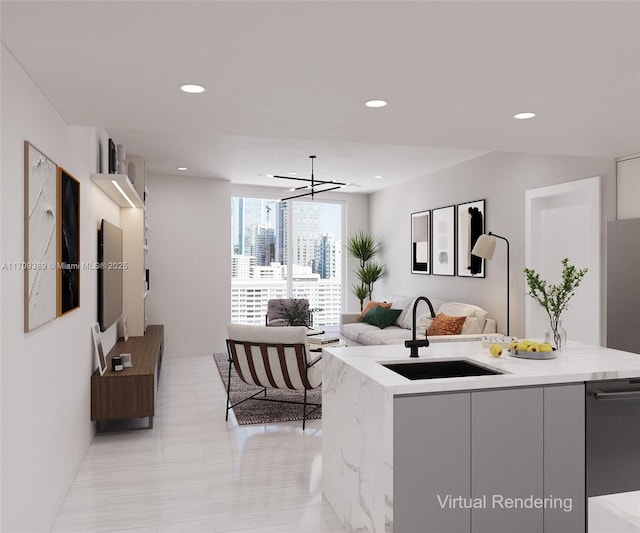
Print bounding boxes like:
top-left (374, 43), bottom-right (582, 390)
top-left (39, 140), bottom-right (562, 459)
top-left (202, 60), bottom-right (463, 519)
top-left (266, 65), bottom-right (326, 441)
top-left (322, 340), bottom-right (640, 533)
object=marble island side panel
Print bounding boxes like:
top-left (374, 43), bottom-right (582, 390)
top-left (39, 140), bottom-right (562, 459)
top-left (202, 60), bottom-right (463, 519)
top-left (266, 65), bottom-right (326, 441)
top-left (322, 350), bottom-right (394, 533)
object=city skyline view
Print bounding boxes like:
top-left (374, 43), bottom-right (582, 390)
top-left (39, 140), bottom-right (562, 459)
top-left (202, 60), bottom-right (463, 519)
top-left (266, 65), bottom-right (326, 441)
top-left (231, 197), bottom-right (343, 326)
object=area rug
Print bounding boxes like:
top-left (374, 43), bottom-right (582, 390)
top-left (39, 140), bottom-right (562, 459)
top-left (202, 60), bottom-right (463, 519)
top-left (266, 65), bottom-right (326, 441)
top-left (212, 353), bottom-right (322, 425)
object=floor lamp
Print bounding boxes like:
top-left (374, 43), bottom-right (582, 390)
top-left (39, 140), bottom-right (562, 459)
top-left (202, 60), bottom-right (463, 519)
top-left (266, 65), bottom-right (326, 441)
top-left (472, 232), bottom-right (510, 336)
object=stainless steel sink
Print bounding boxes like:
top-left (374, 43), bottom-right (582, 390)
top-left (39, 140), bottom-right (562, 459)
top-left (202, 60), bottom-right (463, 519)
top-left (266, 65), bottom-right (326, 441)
top-left (381, 359), bottom-right (503, 380)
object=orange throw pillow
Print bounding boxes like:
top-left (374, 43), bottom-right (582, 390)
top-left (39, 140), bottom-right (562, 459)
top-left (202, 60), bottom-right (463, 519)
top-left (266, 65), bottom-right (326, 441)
top-left (427, 313), bottom-right (466, 336)
top-left (359, 300), bottom-right (391, 321)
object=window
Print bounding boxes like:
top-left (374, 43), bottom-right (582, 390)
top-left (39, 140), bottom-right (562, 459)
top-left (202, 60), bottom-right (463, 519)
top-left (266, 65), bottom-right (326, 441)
top-left (231, 197), bottom-right (342, 326)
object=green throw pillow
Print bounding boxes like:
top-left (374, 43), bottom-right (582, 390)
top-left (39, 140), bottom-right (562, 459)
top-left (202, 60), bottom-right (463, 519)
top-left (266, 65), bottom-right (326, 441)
top-left (362, 306), bottom-right (402, 329)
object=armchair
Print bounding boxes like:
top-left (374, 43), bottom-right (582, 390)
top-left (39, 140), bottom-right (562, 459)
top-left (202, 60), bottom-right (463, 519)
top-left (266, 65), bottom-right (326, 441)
top-left (225, 323), bottom-right (322, 429)
top-left (265, 298), bottom-right (312, 327)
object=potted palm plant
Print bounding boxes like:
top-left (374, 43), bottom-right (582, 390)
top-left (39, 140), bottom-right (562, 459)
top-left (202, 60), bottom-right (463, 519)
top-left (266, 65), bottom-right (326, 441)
top-left (347, 230), bottom-right (385, 311)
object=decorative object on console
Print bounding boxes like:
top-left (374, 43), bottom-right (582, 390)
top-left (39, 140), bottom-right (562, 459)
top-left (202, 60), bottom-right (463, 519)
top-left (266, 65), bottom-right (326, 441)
top-left (111, 356), bottom-right (124, 372)
top-left (431, 205), bottom-right (456, 276)
top-left (524, 258), bottom-right (587, 351)
top-left (472, 231), bottom-right (511, 335)
top-left (120, 316), bottom-right (129, 342)
top-left (91, 323), bottom-right (107, 376)
top-left (411, 210), bottom-right (431, 274)
top-left (346, 230), bottom-right (385, 311)
top-left (457, 199), bottom-right (485, 277)
top-left (120, 353), bottom-right (132, 367)
top-left (57, 167), bottom-right (80, 316)
top-left (24, 141), bottom-right (58, 332)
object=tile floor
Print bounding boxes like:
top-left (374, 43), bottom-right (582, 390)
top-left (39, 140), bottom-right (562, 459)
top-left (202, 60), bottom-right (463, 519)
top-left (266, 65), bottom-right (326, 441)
top-left (52, 354), bottom-right (345, 533)
top-left (52, 352), bottom-right (640, 533)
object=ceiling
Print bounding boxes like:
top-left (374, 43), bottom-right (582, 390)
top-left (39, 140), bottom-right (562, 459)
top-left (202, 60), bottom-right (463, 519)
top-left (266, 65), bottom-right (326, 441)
top-left (2, 1), bottom-right (639, 195)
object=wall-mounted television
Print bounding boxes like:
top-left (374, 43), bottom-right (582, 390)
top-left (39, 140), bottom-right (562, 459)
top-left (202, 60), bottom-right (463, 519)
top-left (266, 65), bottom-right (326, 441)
top-left (97, 219), bottom-right (123, 332)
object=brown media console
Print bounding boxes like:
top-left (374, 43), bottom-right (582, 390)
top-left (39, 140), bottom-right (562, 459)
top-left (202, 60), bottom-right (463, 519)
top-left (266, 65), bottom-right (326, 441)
top-left (91, 325), bottom-right (164, 430)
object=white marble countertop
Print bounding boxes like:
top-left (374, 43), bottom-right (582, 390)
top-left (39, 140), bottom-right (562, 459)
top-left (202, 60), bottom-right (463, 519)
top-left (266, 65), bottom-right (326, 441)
top-left (324, 340), bottom-right (640, 395)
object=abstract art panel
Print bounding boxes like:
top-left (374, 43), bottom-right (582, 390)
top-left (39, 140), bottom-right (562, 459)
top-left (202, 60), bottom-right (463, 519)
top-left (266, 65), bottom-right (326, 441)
top-left (432, 205), bottom-right (456, 276)
top-left (24, 141), bottom-right (58, 332)
top-left (58, 167), bottom-right (80, 315)
top-left (411, 210), bottom-right (430, 274)
top-left (457, 199), bottom-right (485, 277)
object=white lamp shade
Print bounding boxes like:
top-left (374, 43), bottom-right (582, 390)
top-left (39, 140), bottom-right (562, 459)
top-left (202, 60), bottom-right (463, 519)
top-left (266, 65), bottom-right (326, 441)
top-left (471, 234), bottom-right (496, 260)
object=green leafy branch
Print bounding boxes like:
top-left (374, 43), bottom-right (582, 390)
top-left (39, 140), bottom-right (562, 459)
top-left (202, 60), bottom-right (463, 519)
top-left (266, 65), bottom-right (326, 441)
top-left (524, 258), bottom-right (588, 327)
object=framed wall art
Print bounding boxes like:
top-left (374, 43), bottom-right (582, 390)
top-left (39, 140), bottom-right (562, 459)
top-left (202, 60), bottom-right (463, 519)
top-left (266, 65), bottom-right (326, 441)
top-left (92, 323), bottom-right (107, 375)
top-left (411, 210), bottom-right (431, 274)
top-left (457, 199), bottom-right (485, 278)
top-left (431, 205), bottom-right (456, 276)
top-left (24, 141), bottom-right (58, 332)
top-left (57, 167), bottom-right (80, 315)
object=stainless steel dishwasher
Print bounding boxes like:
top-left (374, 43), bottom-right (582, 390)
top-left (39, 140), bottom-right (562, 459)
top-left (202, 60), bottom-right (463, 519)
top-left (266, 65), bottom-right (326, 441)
top-left (586, 379), bottom-right (640, 496)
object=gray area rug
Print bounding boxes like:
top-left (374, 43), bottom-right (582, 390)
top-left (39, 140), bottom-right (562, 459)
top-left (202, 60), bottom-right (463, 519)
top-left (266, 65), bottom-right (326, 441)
top-left (213, 353), bottom-right (322, 425)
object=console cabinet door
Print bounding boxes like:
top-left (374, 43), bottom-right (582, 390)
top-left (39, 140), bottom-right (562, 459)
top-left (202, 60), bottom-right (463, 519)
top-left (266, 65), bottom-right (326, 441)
top-left (471, 387), bottom-right (544, 533)
top-left (394, 393), bottom-right (471, 533)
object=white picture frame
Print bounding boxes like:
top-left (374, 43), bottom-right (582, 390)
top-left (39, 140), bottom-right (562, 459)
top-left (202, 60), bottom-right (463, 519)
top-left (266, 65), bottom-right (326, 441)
top-left (91, 323), bottom-right (107, 375)
top-left (432, 205), bottom-right (456, 276)
top-left (457, 199), bottom-right (486, 277)
top-left (411, 210), bottom-right (431, 274)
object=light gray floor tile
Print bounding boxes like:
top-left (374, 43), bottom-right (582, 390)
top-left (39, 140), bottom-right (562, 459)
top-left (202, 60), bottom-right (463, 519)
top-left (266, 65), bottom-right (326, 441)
top-left (52, 354), bottom-right (345, 533)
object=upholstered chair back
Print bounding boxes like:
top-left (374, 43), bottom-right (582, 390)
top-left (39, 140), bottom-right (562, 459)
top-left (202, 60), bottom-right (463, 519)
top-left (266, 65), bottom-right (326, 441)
top-left (226, 324), bottom-right (322, 390)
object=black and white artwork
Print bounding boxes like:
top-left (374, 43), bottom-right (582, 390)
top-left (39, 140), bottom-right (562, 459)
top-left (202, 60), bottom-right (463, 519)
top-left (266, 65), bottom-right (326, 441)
top-left (457, 199), bottom-right (485, 277)
top-left (432, 205), bottom-right (456, 276)
top-left (411, 210), bottom-right (430, 274)
top-left (58, 167), bottom-right (80, 315)
top-left (24, 141), bottom-right (58, 332)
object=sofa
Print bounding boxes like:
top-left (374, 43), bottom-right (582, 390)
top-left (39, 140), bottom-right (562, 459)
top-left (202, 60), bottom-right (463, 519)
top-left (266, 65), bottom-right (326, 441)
top-left (340, 295), bottom-right (497, 346)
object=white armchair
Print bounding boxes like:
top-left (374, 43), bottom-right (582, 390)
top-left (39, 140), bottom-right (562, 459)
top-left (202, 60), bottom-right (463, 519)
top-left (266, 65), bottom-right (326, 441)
top-left (225, 324), bottom-right (322, 429)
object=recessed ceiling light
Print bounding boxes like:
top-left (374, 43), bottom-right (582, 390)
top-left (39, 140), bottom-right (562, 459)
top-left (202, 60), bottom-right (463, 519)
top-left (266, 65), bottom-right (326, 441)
top-left (177, 167), bottom-right (188, 171)
top-left (288, 172), bottom-right (297, 176)
top-left (373, 175), bottom-right (383, 179)
top-left (365, 99), bottom-right (388, 108)
top-left (514, 112), bottom-right (536, 120)
top-left (180, 84), bottom-right (206, 94)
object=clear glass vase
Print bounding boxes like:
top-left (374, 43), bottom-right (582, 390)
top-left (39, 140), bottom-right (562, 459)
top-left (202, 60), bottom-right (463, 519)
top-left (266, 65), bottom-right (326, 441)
top-left (545, 319), bottom-right (567, 352)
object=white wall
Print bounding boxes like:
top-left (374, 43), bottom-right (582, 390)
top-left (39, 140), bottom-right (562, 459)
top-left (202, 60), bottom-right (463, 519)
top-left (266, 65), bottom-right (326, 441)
top-left (1, 44), bottom-right (119, 532)
top-left (146, 173), bottom-right (231, 355)
top-left (370, 151), bottom-right (616, 339)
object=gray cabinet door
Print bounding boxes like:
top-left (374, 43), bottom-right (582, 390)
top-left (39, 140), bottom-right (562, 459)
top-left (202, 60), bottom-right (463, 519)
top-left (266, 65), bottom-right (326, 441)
top-left (544, 384), bottom-right (585, 532)
top-left (394, 393), bottom-right (471, 533)
top-left (471, 387), bottom-right (544, 533)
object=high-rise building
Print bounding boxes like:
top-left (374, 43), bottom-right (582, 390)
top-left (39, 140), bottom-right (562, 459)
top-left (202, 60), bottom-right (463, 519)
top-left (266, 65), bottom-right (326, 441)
top-left (318, 233), bottom-right (339, 279)
top-left (255, 225), bottom-right (276, 266)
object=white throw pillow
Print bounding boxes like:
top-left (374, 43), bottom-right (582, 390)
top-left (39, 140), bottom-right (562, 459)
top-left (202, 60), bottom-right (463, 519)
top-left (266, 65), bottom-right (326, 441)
top-left (389, 295), bottom-right (414, 327)
top-left (416, 313), bottom-right (434, 334)
top-left (397, 297), bottom-right (443, 330)
top-left (438, 302), bottom-right (488, 334)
